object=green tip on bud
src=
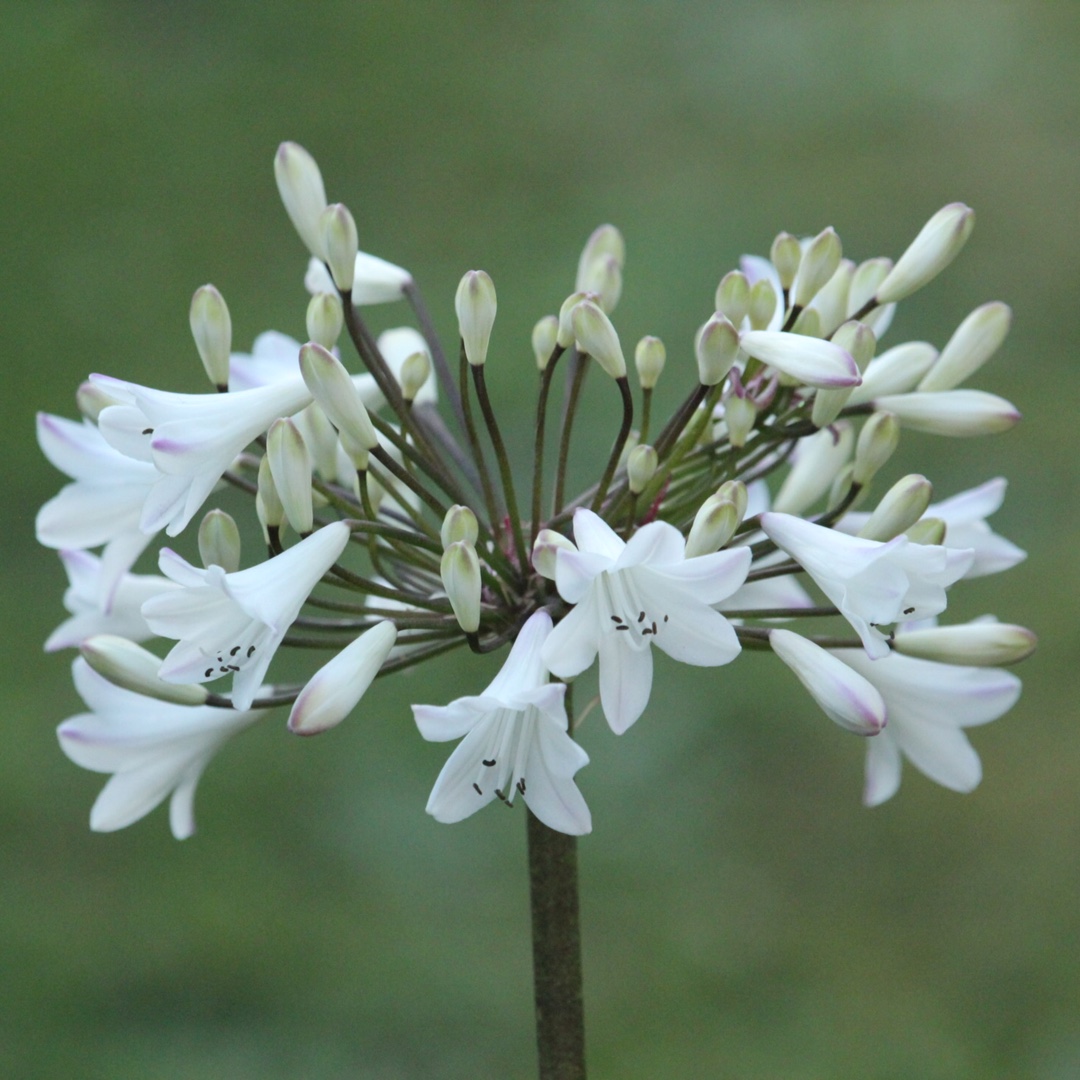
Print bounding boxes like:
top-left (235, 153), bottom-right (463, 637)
top-left (875, 203), bottom-right (975, 305)
top-left (715, 271), bottom-right (750, 328)
top-left (532, 315), bottom-right (559, 371)
top-left (440, 504), bottom-right (479, 550)
top-left (849, 258), bottom-right (892, 318)
top-left (557, 291), bottom-right (592, 349)
top-left (572, 299), bottom-right (626, 379)
top-left (440, 540), bottom-right (481, 633)
top-left (716, 479), bottom-right (749, 519)
top-left (267, 418), bottom-right (314, 534)
top-left (81, 635), bottom-right (209, 706)
top-left (274, 141), bottom-right (329, 260)
top-left (872, 389), bottom-right (1020, 437)
top-left (189, 284), bottom-right (232, 390)
top-left (321, 203), bottom-right (359, 292)
top-left (532, 528), bottom-right (576, 580)
top-left (198, 509), bottom-right (242, 573)
top-left (634, 335), bottom-right (666, 390)
top-left (695, 315), bottom-right (739, 386)
top-left (917, 301), bottom-right (1012, 392)
top-left (723, 394), bottom-right (757, 448)
top-left (576, 224), bottom-right (626, 292)
top-left (748, 278), bottom-right (778, 330)
top-left (893, 620), bottom-right (1037, 667)
top-left (578, 253), bottom-right (623, 314)
top-left (810, 260), bottom-right (855, 338)
top-left (852, 410), bottom-right (900, 487)
top-left (793, 227), bottom-right (842, 309)
top-left (627, 444), bottom-right (658, 494)
top-left (790, 306), bottom-right (822, 339)
top-left (685, 493), bottom-right (743, 558)
top-left (455, 270), bottom-right (497, 366)
top-left (299, 342), bottom-right (379, 450)
top-left (770, 232), bottom-right (802, 291)
top-left (906, 516), bottom-right (946, 545)
top-left (857, 473), bottom-right (933, 541)
top-left (257, 455), bottom-right (285, 531)
top-left (399, 351), bottom-right (432, 403)
top-left (306, 292), bottom-right (344, 349)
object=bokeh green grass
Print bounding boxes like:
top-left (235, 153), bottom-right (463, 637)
top-left (3, 2), bottom-right (1077, 1076)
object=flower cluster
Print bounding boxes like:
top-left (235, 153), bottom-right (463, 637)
top-left (39, 144), bottom-right (1034, 839)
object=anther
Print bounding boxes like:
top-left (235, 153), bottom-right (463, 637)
top-left (229, 646), bottom-right (241, 656)
top-left (903, 607), bottom-right (915, 615)
top-left (615, 624), bottom-right (630, 631)
top-left (516, 778), bottom-right (526, 795)
top-left (141, 427), bottom-right (153, 435)
top-left (204, 668), bottom-right (214, 678)
top-left (246, 645), bottom-right (256, 657)
top-left (637, 611), bottom-right (646, 622)
top-left (611, 615), bottom-right (624, 623)
top-left (482, 758), bottom-right (496, 767)
top-left (472, 783), bottom-right (483, 796)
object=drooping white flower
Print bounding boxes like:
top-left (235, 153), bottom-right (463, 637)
top-left (832, 648), bottom-right (1021, 805)
top-left (760, 512), bottom-right (973, 659)
top-left (142, 521), bottom-right (351, 710)
top-left (413, 610), bottom-right (591, 836)
top-left (377, 327), bottom-right (438, 405)
top-left (540, 509), bottom-right (750, 733)
top-left (304, 250), bottom-right (413, 306)
top-left (35, 413), bottom-right (160, 607)
top-left (57, 658), bottom-right (263, 839)
top-left (93, 373), bottom-right (315, 536)
top-left (45, 550), bottom-right (178, 652)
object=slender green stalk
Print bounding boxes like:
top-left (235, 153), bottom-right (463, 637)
top-left (531, 345), bottom-right (565, 549)
top-left (590, 376), bottom-right (634, 513)
top-left (458, 345), bottom-right (503, 537)
top-left (553, 350), bottom-right (589, 516)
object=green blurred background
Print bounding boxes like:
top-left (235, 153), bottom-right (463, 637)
top-left (4, 2), bottom-right (1077, 1077)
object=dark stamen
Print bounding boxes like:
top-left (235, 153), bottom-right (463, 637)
top-left (615, 624), bottom-right (630, 631)
top-left (903, 607), bottom-right (915, 615)
top-left (482, 758), bottom-right (496, 767)
top-left (246, 645), bottom-right (256, 657)
top-left (229, 646), bottom-right (241, 656)
top-left (472, 783), bottom-right (483, 796)
top-left (141, 427), bottom-right (153, 435)
top-left (637, 611), bottom-right (646, 623)
top-left (517, 778), bottom-right (526, 794)
top-left (611, 615), bottom-right (624, 623)
top-left (204, 668), bottom-right (214, 678)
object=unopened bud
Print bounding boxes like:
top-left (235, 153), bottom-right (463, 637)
top-left (441, 541), bottom-right (481, 633)
top-left (321, 203), bottom-right (359, 292)
top-left (685, 495), bottom-right (741, 557)
top-left (440, 504), bottom-right (479, 549)
top-left (773, 424), bottom-right (855, 515)
top-left (532, 529), bottom-right (576, 580)
top-left (295, 403), bottom-right (340, 480)
top-left (81, 635), bottom-right (209, 706)
top-left (532, 315), bottom-right (559, 371)
top-left (810, 260), bottom-right (855, 338)
top-left (852, 411), bottom-right (900, 487)
top-left (715, 271), bottom-right (750, 327)
top-left (747, 279), bottom-right (778, 330)
top-left (257, 455), bottom-right (285, 531)
top-left (274, 141), bottom-right (328, 259)
top-left (198, 509), bottom-right (241, 573)
top-left (299, 342), bottom-right (379, 450)
top-left (793, 227), bottom-right (842, 309)
top-left (716, 479), bottom-right (748, 520)
top-left (399, 352), bottom-right (431, 403)
top-left (634, 336), bottom-right (666, 390)
top-left (267, 418), bottom-right (313, 534)
top-left (627, 444), bottom-right (658, 494)
top-left (873, 389), bottom-right (1020, 436)
top-left (695, 315), bottom-right (739, 386)
top-left (306, 292), bottom-right (344, 349)
top-left (847, 341), bottom-right (939, 405)
top-left (189, 285), bottom-right (232, 390)
top-left (812, 320), bottom-right (876, 427)
top-left (827, 463), bottom-right (855, 512)
top-left (572, 299), bottom-right (626, 378)
top-left (770, 232), bottom-right (802, 291)
top-left (740, 330), bottom-right (859, 389)
top-left (557, 291), bottom-right (592, 349)
top-left (455, 270), bottom-right (497, 366)
top-left (576, 224), bottom-right (625, 291)
top-left (723, 394), bottom-right (757, 448)
top-left (849, 257), bottom-right (892, 316)
top-left (875, 203), bottom-right (975, 305)
top-left (790, 307), bottom-right (822, 339)
top-left (917, 301), bottom-right (1012, 392)
top-left (578, 254), bottom-right (622, 314)
top-left (893, 620), bottom-right (1037, 667)
top-left (906, 516), bottom-right (947, 545)
top-left (857, 474), bottom-right (933, 541)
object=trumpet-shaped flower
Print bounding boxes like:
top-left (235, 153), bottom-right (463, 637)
top-left (305, 250), bottom-right (413, 306)
top-left (760, 512), bottom-right (973, 659)
top-left (540, 509), bottom-right (750, 733)
top-left (832, 648), bottom-right (1021, 805)
top-left (57, 658), bottom-right (263, 839)
top-left (413, 611), bottom-right (591, 836)
top-left (142, 522), bottom-right (351, 710)
top-left (93, 373), bottom-right (315, 536)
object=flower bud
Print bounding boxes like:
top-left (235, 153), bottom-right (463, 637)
top-left (288, 621), bottom-right (398, 735)
top-left (455, 270), bottom-right (497, 366)
top-left (617, 429), bottom-right (641, 467)
top-left (189, 285), bottom-right (232, 390)
top-left (295, 403), bottom-right (340, 480)
top-left (578, 254), bottom-right (622, 314)
top-left (715, 271), bottom-right (750, 327)
top-left (917, 301), bottom-right (1012, 392)
top-left (723, 394), bottom-right (757, 448)
top-left (634, 336), bottom-right (666, 390)
top-left (810, 260), bottom-right (855, 338)
top-left (770, 630), bottom-right (886, 735)
top-left (198, 509), bottom-right (241, 573)
top-left (575, 224), bottom-right (625, 290)
top-left (274, 141), bottom-right (329, 259)
top-left (892, 620), bottom-right (1037, 667)
top-left (790, 307), bottom-right (822, 339)
top-left (685, 495), bottom-right (741, 557)
top-left (532, 528), bottom-right (576, 580)
top-left (747, 279), bottom-right (778, 330)
top-left (81, 635), bottom-right (209, 706)
top-left (827, 463), bottom-right (855, 512)
top-left (76, 380), bottom-right (125, 421)
top-left (740, 330), bottom-right (859, 389)
top-left (257, 455), bottom-right (285, 531)
top-left (572, 299), bottom-right (626, 378)
top-left (716, 479), bottom-right (748, 520)
top-left (852, 410), bottom-right (900, 487)
top-left (532, 315), bottom-right (559, 371)
top-left (392, 352), bottom-right (427, 403)
top-left (856, 474), bottom-right (933, 541)
top-left (793, 227), bottom-right (842, 309)
top-left (321, 203), bottom-right (359, 292)
top-left (440, 504), bottom-right (479, 549)
top-left (811, 320), bottom-right (876, 427)
top-left (773, 423), bottom-right (855, 515)
top-left (849, 257), bottom-right (892, 316)
top-left (770, 232), bottom-right (802, 291)
top-left (306, 292), bottom-right (344, 349)
top-left (847, 341), bottom-right (938, 405)
top-left (556, 291), bottom-right (592, 349)
top-left (873, 389), bottom-right (1020, 436)
top-left (906, 516), bottom-right (946, 545)
top-left (626, 444), bottom-right (658, 494)
top-left (267, 418), bottom-right (314, 534)
top-left (441, 540), bottom-right (481, 633)
top-left (299, 342), bottom-right (379, 450)
top-left (695, 315), bottom-right (739, 386)
top-left (875, 203), bottom-right (975, 305)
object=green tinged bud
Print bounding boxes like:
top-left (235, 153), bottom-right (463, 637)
top-left (531, 528), bottom-right (576, 580)
top-left (274, 141), bottom-right (329, 260)
top-left (770, 232), bottom-right (802, 291)
top-left (321, 203), bottom-right (359, 292)
top-left (557, 291), bottom-right (592, 349)
top-left (694, 315), bottom-right (739, 386)
top-left (441, 540), bottom-right (481, 633)
top-left (849, 258), bottom-right (892, 316)
top-left (81, 635), bottom-right (209, 706)
top-left (723, 394), bottom-right (757, 448)
top-left (267, 418), bottom-right (314, 534)
top-left (875, 203), bottom-right (975, 305)
top-left (810, 259), bottom-right (854, 338)
top-left (626, 444), bottom-right (658, 494)
top-left (198, 509), bottom-right (241, 573)
top-left (793, 227), bottom-right (842, 309)
top-left (857, 474), bottom-right (933, 541)
top-left (440, 504), bottom-right (479, 549)
top-left (893, 621), bottom-right (1037, 666)
top-left (715, 271), bottom-right (750, 327)
top-left (716, 479), bottom-right (748, 519)
top-left (852, 411), bottom-right (900, 487)
top-left (827, 463), bottom-right (855, 512)
top-left (791, 307), bottom-right (822, 339)
top-left (812, 320), bottom-right (876, 427)
top-left (747, 279), bottom-right (778, 330)
top-left (685, 494), bottom-right (742, 558)
top-left (189, 284), bottom-right (232, 390)
top-left (257, 455), bottom-right (285, 531)
top-left (295, 403), bottom-right (341, 480)
top-left (575, 224), bottom-right (625, 291)
top-left (906, 517), bottom-right (946, 545)
top-left (306, 292), bottom-right (344, 349)
top-left (455, 270), bottom-right (497, 366)
top-left (532, 315), bottom-right (559, 371)
top-left (774, 424), bottom-right (855, 515)
top-left (399, 352), bottom-right (431, 403)
top-left (578, 254), bottom-right (623, 314)
top-left (917, 301), bottom-right (1012, 392)
top-left (572, 299), bottom-right (626, 379)
top-left (634, 336), bottom-right (666, 390)
top-left (299, 342), bottom-right (379, 450)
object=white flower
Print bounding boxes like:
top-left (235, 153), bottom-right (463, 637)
top-left (93, 373), bottom-right (315, 536)
top-left (57, 658), bottom-right (263, 839)
top-left (832, 648), bottom-right (1021, 805)
top-left (739, 330), bottom-right (860, 389)
top-left (45, 550), bottom-right (178, 652)
top-left (927, 477), bottom-right (1026, 578)
top-left (35, 413), bottom-right (159, 607)
top-left (760, 512), bottom-right (973, 659)
top-left (305, 251), bottom-right (412, 306)
top-left (540, 509), bottom-right (750, 733)
top-left (413, 611), bottom-right (591, 835)
top-left (142, 522), bottom-right (351, 710)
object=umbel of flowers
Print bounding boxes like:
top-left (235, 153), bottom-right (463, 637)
top-left (39, 143), bottom-right (1034, 842)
